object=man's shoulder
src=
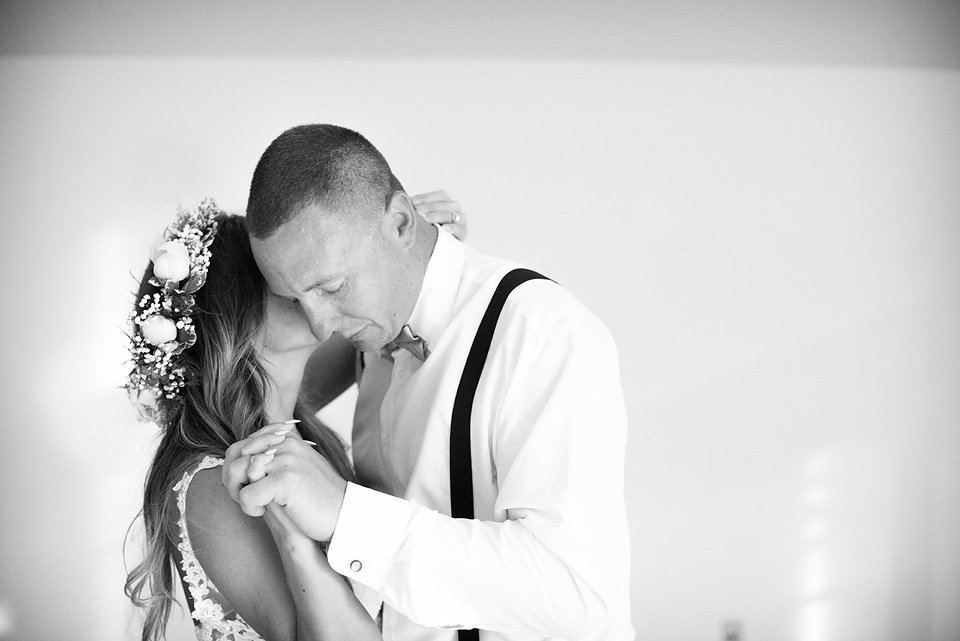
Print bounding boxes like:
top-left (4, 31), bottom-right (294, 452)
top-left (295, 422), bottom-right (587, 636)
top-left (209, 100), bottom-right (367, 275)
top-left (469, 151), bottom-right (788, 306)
top-left (462, 248), bottom-right (615, 350)
top-left (504, 278), bottom-right (614, 345)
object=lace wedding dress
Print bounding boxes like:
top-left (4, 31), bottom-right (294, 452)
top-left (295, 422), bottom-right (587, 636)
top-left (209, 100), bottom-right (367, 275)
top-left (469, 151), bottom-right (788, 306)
top-left (173, 455), bottom-right (265, 640)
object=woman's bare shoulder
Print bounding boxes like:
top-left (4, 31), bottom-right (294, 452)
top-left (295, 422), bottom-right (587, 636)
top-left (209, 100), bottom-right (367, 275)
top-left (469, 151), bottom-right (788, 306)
top-left (183, 465), bottom-right (264, 538)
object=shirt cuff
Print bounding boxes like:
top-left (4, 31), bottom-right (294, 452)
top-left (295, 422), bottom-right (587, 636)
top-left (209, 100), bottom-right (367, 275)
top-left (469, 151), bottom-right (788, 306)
top-left (327, 481), bottom-right (416, 592)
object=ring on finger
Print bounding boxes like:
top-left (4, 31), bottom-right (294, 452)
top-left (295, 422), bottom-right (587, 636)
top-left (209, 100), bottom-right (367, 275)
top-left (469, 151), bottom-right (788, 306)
top-left (451, 211), bottom-right (461, 224)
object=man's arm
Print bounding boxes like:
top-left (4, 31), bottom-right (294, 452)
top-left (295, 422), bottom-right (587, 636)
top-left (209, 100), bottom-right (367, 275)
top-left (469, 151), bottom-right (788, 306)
top-left (327, 297), bottom-right (632, 638)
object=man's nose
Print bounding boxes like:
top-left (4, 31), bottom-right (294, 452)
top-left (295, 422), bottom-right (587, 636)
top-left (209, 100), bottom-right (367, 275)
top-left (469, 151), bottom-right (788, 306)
top-left (300, 299), bottom-right (341, 342)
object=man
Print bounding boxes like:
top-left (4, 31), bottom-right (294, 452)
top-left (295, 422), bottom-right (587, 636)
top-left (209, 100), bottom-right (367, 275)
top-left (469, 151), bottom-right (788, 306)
top-left (224, 124), bottom-right (633, 640)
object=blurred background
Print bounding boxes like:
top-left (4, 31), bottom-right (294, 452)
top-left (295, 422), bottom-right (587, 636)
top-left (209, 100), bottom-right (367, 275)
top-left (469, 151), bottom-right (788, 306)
top-left (1, 1), bottom-right (958, 639)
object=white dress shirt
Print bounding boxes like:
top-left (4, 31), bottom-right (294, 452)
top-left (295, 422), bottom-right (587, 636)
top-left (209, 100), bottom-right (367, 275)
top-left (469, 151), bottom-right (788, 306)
top-left (327, 229), bottom-right (634, 641)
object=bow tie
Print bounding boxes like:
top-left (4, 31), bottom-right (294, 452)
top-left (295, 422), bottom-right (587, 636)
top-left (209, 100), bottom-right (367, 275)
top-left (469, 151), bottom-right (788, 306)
top-left (382, 324), bottom-right (430, 361)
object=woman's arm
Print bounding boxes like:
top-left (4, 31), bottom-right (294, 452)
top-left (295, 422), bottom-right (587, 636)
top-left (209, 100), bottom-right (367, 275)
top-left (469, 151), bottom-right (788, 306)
top-left (264, 504), bottom-right (381, 640)
top-left (184, 467), bottom-right (379, 640)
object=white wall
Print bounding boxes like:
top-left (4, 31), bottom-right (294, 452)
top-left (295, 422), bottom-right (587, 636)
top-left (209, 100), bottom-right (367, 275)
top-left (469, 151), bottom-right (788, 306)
top-left (1, 4), bottom-right (958, 641)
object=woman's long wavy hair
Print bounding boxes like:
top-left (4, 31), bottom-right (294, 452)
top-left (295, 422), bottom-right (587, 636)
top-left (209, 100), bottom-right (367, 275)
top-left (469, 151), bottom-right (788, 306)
top-left (124, 214), bottom-right (354, 641)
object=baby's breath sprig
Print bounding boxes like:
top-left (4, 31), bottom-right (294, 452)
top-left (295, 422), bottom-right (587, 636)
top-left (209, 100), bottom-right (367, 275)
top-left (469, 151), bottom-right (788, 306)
top-left (124, 200), bottom-right (220, 426)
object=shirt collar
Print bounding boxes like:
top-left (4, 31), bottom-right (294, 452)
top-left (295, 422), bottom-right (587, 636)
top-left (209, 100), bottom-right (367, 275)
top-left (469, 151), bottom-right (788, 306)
top-left (406, 226), bottom-right (464, 351)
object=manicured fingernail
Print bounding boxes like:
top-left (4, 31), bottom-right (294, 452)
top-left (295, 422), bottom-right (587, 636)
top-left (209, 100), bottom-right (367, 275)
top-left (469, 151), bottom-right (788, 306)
top-left (303, 440), bottom-right (317, 446)
top-left (273, 429), bottom-right (292, 436)
top-left (263, 448), bottom-right (278, 456)
top-left (284, 419), bottom-right (301, 424)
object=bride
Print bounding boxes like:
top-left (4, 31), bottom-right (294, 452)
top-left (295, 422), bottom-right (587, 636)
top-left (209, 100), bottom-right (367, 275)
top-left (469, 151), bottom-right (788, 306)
top-left (124, 194), bottom-right (467, 640)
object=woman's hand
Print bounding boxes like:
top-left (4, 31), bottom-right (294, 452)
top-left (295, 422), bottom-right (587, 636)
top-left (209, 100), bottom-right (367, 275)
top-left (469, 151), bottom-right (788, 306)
top-left (225, 421), bottom-right (348, 542)
top-left (245, 422), bottom-right (319, 555)
top-left (413, 190), bottom-right (468, 241)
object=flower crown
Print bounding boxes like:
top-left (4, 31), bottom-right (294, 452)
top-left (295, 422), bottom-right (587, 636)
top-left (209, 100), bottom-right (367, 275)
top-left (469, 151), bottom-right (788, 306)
top-left (125, 200), bottom-right (221, 426)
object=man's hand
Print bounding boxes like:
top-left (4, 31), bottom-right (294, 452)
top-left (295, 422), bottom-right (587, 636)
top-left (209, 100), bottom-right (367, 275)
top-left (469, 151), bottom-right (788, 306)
top-left (413, 190), bottom-right (468, 241)
top-left (222, 423), bottom-right (348, 542)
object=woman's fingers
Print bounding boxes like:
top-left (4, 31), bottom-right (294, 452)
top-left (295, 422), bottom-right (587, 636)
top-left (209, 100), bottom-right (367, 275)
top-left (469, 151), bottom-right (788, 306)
top-left (417, 200), bottom-right (462, 221)
top-left (421, 208), bottom-right (464, 225)
top-left (411, 190), bottom-right (451, 205)
top-left (246, 449), bottom-right (277, 483)
top-left (238, 475), bottom-right (281, 517)
top-left (412, 190), bottom-right (467, 237)
top-left (238, 420), bottom-right (305, 456)
top-left (244, 435), bottom-right (313, 488)
top-left (223, 455), bottom-right (252, 501)
top-left (413, 191), bottom-right (468, 241)
top-left (252, 419), bottom-right (302, 439)
top-left (413, 191), bottom-right (461, 220)
top-left (222, 419), bottom-right (302, 496)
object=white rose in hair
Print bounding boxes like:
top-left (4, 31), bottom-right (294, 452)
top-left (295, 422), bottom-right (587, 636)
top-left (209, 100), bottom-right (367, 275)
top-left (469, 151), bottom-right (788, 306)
top-left (153, 240), bottom-right (191, 281)
top-left (141, 315), bottom-right (178, 346)
top-left (138, 388), bottom-right (158, 407)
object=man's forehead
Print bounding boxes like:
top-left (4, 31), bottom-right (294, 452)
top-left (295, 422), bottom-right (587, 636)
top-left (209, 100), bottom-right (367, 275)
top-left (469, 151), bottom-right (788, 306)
top-left (251, 209), bottom-right (355, 286)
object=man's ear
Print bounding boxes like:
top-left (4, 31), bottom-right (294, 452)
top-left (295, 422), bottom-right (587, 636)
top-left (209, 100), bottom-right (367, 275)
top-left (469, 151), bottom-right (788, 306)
top-left (380, 190), bottom-right (418, 250)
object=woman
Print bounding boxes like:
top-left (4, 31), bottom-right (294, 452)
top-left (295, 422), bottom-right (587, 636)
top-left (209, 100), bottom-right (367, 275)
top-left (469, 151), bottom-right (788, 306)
top-left (124, 194), bottom-right (467, 640)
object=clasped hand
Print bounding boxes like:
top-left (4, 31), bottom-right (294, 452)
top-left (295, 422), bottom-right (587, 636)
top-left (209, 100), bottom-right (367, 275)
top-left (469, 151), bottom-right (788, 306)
top-left (222, 422), bottom-right (348, 543)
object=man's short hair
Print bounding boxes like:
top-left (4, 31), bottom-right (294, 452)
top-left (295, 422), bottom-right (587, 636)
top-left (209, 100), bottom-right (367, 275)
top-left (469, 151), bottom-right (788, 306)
top-left (246, 124), bottom-right (403, 239)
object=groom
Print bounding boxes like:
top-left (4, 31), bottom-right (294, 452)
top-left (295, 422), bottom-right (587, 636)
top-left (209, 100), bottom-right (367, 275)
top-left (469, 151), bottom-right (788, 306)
top-left (224, 124), bottom-right (634, 640)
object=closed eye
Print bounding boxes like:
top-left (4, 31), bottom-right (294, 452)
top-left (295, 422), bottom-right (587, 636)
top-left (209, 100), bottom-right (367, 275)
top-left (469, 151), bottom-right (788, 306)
top-left (313, 278), bottom-right (346, 296)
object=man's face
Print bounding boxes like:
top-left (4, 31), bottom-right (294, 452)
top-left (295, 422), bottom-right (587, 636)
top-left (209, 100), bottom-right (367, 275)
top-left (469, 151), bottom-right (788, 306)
top-left (251, 203), bottom-right (417, 352)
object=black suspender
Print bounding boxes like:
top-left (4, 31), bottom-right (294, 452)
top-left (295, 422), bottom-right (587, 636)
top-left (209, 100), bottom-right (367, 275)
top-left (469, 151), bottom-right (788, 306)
top-left (449, 268), bottom-right (550, 641)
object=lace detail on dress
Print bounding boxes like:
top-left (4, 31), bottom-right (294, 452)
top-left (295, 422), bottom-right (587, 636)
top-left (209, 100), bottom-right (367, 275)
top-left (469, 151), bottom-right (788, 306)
top-left (173, 455), bottom-right (264, 641)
